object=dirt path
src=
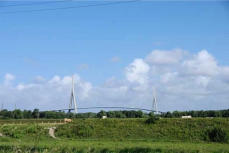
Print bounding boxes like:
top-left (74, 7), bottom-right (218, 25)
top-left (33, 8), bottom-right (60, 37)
top-left (48, 127), bottom-right (56, 139)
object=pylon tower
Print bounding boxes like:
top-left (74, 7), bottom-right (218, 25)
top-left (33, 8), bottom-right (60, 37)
top-left (69, 75), bottom-right (78, 114)
top-left (152, 88), bottom-right (158, 114)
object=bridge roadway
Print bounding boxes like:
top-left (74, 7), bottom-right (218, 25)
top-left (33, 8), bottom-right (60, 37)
top-left (49, 107), bottom-right (163, 113)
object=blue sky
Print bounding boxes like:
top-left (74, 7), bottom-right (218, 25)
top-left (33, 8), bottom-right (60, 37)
top-left (0, 1), bottom-right (229, 111)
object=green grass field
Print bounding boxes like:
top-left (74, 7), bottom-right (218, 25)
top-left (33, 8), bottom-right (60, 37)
top-left (0, 118), bottom-right (228, 153)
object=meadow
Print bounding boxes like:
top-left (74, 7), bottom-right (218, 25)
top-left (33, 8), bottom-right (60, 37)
top-left (0, 118), bottom-right (228, 153)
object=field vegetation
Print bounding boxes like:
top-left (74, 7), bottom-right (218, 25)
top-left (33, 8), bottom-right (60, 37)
top-left (0, 118), bottom-right (228, 152)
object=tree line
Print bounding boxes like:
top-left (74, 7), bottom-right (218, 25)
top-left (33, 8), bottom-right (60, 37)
top-left (0, 109), bottom-right (228, 119)
top-left (161, 109), bottom-right (229, 118)
top-left (0, 109), bottom-right (145, 119)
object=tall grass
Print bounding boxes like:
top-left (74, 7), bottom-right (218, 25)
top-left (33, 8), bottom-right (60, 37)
top-left (55, 118), bottom-right (229, 142)
top-left (0, 145), bottom-right (228, 153)
top-left (0, 118), bottom-right (228, 153)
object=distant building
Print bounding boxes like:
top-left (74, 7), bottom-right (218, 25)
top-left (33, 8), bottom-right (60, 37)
top-left (181, 115), bottom-right (192, 119)
top-left (102, 116), bottom-right (107, 119)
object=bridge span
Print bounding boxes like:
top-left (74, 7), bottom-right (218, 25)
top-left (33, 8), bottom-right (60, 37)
top-left (49, 76), bottom-right (161, 114)
top-left (50, 106), bottom-right (162, 113)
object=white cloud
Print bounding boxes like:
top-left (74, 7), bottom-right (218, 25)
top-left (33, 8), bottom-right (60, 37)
top-left (0, 49), bottom-right (229, 112)
top-left (195, 76), bottom-right (211, 87)
top-left (183, 50), bottom-right (219, 76)
top-left (219, 66), bottom-right (229, 83)
top-left (4, 73), bottom-right (15, 86)
top-left (34, 76), bottom-right (46, 83)
top-left (125, 58), bottom-right (150, 84)
top-left (62, 76), bottom-right (73, 85)
top-left (48, 75), bottom-right (61, 84)
top-left (0, 74), bottom-right (92, 110)
top-left (160, 72), bottom-right (178, 83)
top-left (4, 73), bottom-right (15, 81)
top-left (16, 84), bottom-right (25, 90)
top-left (145, 49), bottom-right (186, 65)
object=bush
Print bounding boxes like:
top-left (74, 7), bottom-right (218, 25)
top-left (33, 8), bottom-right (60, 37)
top-left (119, 147), bottom-right (153, 153)
top-left (205, 127), bottom-right (228, 143)
top-left (145, 115), bottom-right (159, 124)
top-left (57, 122), bottom-right (94, 138)
top-left (72, 124), bottom-right (94, 137)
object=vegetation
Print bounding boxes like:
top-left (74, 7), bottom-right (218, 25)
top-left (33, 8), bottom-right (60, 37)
top-left (0, 109), bottom-right (228, 152)
top-left (55, 118), bottom-right (229, 142)
top-left (1, 109), bottom-right (229, 119)
top-left (204, 127), bottom-right (228, 143)
top-left (1, 118), bottom-right (228, 142)
top-left (161, 109), bottom-right (229, 118)
top-left (0, 139), bottom-right (228, 153)
top-left (0, 109), bottom-right (146, 119)
top-left (0, 118), bottom-right (228, 152)
top-left (145, 114), bottom-right (159, 124)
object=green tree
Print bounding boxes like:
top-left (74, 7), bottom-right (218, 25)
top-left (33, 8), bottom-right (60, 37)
top-left (23, 110), bottom-right (32, 118)
top-left (97, 110), bottom-right (107, 118)
top-left (145, 114), bottom-right (159, 124)
top-left (115, 111), bottom-right (126, 118)
top-left (32, 109), bottom-right (40, 119)
top-left (13, 109), bottom-right (23, 119)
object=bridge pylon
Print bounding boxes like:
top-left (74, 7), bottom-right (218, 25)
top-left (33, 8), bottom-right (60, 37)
top-left (152, 88), bottom-right (158, 114)
top-left (69, 75), bottom-right (78, 114)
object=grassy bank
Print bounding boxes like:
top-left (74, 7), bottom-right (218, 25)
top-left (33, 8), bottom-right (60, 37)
top-left (56, 118), bottom-right (229, 142)
top-left (0, 138), bottom-right (228, 153)
top-left (0, 118), bottom-right (228, 153)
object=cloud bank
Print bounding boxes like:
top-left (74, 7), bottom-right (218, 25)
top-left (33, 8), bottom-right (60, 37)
top-left (1, 49), bottom-right (229, 112)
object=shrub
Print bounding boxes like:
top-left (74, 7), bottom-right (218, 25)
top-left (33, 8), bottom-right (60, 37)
top-left (204, 127), bottom-right (228, 143)
top-left (119, 147), bottom-right (153, 153)
top-left (145, 115), bottom-right (159, 124)
top-left (72, 124), bottom-right (94, 137)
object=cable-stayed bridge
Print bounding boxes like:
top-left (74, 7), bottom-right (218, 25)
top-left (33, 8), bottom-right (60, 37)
top-left (49, 76), bottom-right (160, 114)
top-left (50, 107), bottom-right (161, 113)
